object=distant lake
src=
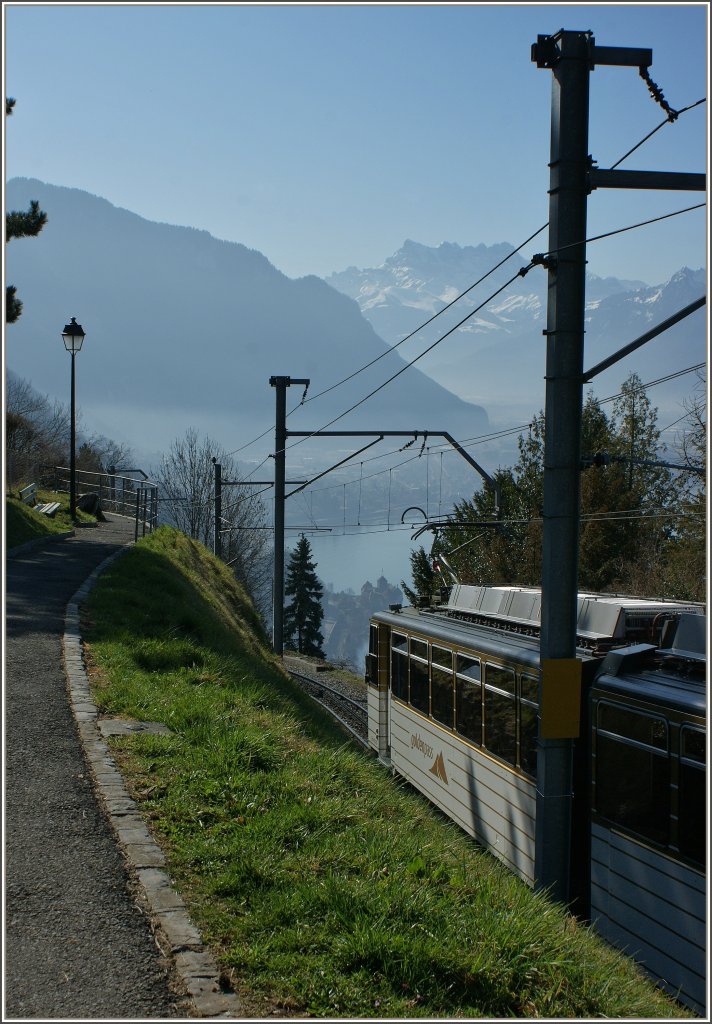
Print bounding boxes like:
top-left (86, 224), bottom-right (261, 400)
top-left (289, 526), bottom-right (420, 595)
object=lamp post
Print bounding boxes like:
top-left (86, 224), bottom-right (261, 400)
top-left (62, 317), bottom-right (86, 521)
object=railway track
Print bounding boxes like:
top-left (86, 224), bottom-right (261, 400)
top-left (286, 667), bottom-right (368, 748)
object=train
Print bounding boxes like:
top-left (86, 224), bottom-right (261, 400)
top-left (365, 584), bottom-right (707, 1014)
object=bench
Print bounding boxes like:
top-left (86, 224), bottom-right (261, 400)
top-left (18, 483), bottom-right (61, 518)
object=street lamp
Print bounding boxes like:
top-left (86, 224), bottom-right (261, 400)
top-left (62, 317), bottom-right (86, 521)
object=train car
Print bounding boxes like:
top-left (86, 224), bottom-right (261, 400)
top-left (589, 614), bottom-right (707, 1014)
top-left (365, 586), bottom-right (706, 1013)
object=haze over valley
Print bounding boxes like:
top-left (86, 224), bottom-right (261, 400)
top-left (7, 178), bottom-right (706, 597)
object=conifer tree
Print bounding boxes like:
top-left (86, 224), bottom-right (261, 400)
top-left (283, 534), bottom-right (325, 656)
top-left (438, 373), bottom-right (684, 597)
top-left (6, 98), bottom-right (48, 324)
top-left (401, 546), bottom-right (437, 606)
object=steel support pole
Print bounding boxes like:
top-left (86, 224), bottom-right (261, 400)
top-left (213, 459), bottom-right (222, 558)
top-left (69, 352), bottom-right (77, 521)
top-left (271, 377), bottom-right (288, 656)
top-left (534, 30), bottom-right (591, 904)
top-left (270, 375), bottom-right (310, 655)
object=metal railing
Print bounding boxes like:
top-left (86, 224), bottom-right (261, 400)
top-left (52, 466), bottom-right (159, 539)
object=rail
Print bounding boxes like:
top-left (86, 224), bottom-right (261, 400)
top-left (51, 466), bottom-right (159, 539)
top-left (287, 669), bottom-right (369, 748)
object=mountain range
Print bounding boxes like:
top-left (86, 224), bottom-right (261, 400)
top-left (327, 240), bottom-right (707, 423)
top-left (5, 179), bottom-right (489, 471)
top-left (6, 178), bottom-right (706, 493)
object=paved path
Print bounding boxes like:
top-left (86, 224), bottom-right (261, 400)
top-left (4, 517), bottom-right (182, 1019)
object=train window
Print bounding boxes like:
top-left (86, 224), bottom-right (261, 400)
top-left (410, 638), bottom-right (428, 661)
top-left (432, 646), bottom-right (453, 671)
top-left (681, 727), bottom-right (705, 764)
top-left (456, 675), bottom-right (482, 746)
top-left (455, 654), bottom-right (482, 745)
top-left (391, 633), bottom-right (408, 701)
top-left (409, 655), bottom-right (429, 715)
top-left (486, 665), bottom-right (516, 696)
top-left (519, 675), bottom-right (539, 779)
top-left (678, 726), bottom-right (706, 867)
top-left (598, 704), bottom-right (667, 750)
top-left (457, 653), bottom-right (481, 681)
top-left (366, 626), bottom-right (379, 687)
top-left (484, 665), bottom-right (516, 766)
top-left (520, 675), bottom-right (539, 703)
top-left (431, 648), bottom-right (454, 728)
top-left (595, 702), bottom-right (670, 846)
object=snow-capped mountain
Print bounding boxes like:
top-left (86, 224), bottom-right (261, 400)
top-left (326, 242), bottom-right (706, 422)
top-left (327, 239), bottom-right (647, 346)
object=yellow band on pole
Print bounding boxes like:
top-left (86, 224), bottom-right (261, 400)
top-left (540, 659), bottom-right (582, 738)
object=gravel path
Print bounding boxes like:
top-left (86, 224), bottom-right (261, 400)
top-left (4, 517), bottom-right (182, 1019)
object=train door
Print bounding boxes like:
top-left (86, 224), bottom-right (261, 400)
top-left (366, 622), bottom-right (391, 763)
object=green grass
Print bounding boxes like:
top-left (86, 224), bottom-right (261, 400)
top-left (83, 526), bottom-right (692, 1019)
top-left (6, 487), bottom-right (96, 548)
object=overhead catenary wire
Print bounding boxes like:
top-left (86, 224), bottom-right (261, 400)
top-left (234, 204), bottom-right (704, 470)
top-left (162, 353), bottom-right (704, 520)
top-left (284, 265), bottom-right (537, 454)
top-left (218, 357), bottom-right (705, 530)
top-left (598, 363), bottom-right (706, 406)
top-left (215, 225), bottom-right (547, 462)
top-left (301, 505), bottom-right (704, 535)
top-left (278, 202), bottom-right (704, 468)
top-left (292, 359), bottom-right (706, 509)
top-left (609, 97), bottom-right (706, 170)
top-left (300, 223), bottom-right (549, 408)
top-left (219, 93), bottom-right (703, 464)
top-left (534, 202), bottom-right (705, 264)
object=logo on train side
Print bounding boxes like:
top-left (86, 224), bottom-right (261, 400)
top-left (411, 733), bottom-right (448, 784)
top-left (410, 732), bottom-right (433, 759)
top-left (429, 752), bottom-right (449, 785)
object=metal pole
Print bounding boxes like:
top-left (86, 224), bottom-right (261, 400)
top-left (142, 488), bottom-right (148, 536)
top-left (271, 377), bottom-right (288, 656)
top-left (269, 375), bottom-right (310, 655)
top-left (69, 352), bottom-right (77, 521)
top-left (213, 459), bottom-right (222, 558)
top-left (533, 29), bottom-right (591, 904)
top-left (135, 488), bottom-right (140, 542)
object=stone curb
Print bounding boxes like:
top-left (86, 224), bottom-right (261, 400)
top-left (62, 544), bottom-right (243, 1019)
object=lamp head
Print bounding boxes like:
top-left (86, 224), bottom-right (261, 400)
top-left (62, 317), bottom-right (85, 353)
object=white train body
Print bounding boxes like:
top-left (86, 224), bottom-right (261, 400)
top-left (366, 586), bottom-right (706, 1014)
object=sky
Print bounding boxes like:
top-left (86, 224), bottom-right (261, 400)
top-left (4, 2), bottom-right (709, 286)
top-left (3, 2), bottom-right (709, 593)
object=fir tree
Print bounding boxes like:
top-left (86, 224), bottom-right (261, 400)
top-left (283, 534), bottom-right (325, 657)
top-left (6, 98), bottom-right (48, 324)
top-left (439, 373), bottom-right (687, 598)
top-left (401, 546), bottom-right (437, 606)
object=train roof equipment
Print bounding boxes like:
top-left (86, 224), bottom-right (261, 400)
top-left (441, 584), bottom-right (704, 650)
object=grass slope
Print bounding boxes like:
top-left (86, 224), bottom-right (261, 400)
top-left (6, 488), bottom-right (95, 548)
top-left (83, 527), bottom-right (691, 1019)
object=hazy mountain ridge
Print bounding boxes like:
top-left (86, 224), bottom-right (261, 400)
top-left (5, 179), bottom-right (489, 464)
top-left (326, 240), bottom-right (706, 417)
top-left (327, 238), bottom-right (650, 344)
